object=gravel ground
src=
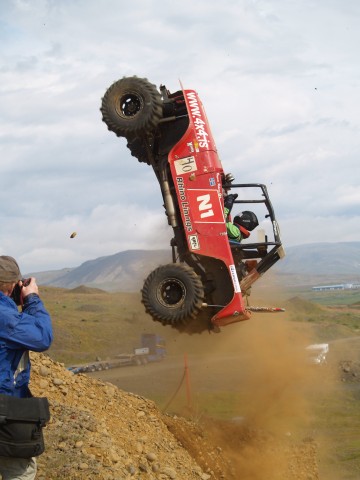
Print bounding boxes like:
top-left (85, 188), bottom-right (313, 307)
top-left (29, 353), bottom-right (319, 480)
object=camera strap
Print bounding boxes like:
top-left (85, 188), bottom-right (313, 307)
top-left (13, 351), bottom-right (29, 384)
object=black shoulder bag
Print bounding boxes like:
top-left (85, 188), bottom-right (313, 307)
top-left (0, 353), bottom-right (50, 458)
top-left (0, 394), bottom-right (50, 458)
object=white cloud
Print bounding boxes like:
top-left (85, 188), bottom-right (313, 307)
top-left (0, 0), bottom-right (359, 273)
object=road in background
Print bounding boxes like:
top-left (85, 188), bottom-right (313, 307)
top-left (88, 353), bottom-right (252, 400)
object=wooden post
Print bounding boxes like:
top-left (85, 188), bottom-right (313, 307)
top-left (184, 353), bottom-right (192, 410)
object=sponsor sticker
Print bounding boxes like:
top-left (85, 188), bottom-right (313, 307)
top-left (189, 234), bottom-right (200, 250)
top-left (187, 142), bottom-right (194, 153)
top-left (186, 92), bottom-right (210, 149)
top-left (229, 265), bottom-right (241, 293)
top-left (176, 177), bottom-right (193, 232)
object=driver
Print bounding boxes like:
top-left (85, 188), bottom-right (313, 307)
top-left (224, 194), bottom-right (259, 242)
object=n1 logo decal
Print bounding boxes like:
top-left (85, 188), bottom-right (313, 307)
top-left (197, 194), bottom-right (214, 219)
top-left (187, 189), bottom-right (224, 224)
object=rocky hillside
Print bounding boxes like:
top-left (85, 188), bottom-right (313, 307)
top-left (30, 353), bottom-right (319, 480)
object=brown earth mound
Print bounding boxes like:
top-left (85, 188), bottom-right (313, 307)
top-left (69, 286), bottom-right (107, 294)
top-left (29, 353), bottom-right (319, 480)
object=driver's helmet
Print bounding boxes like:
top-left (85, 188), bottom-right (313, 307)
top-left (233, 211), bottom-right (259, 232)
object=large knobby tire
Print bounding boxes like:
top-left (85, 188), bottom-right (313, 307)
top-left (126, 136), bottom-right (150, 165)
top-left (100, 76), bottom-right (163, 137)
top-left (141, 263), bottom-right (205, 329)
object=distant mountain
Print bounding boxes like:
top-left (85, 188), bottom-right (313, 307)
top-left (30, 250), bottom-right (170, 292)
top-left (29, 242), bottom-right (360, 292)
top-left (275, 242), bottom-right (360, 275)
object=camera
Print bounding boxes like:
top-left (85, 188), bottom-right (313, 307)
top-left (11, 278), bottom-right (31, 306)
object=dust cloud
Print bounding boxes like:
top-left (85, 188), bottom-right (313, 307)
top-left (178, 304), bottom-right (339, 479)
top-left (229, 316), bottom-right (315, 433)
top-left (217, 316), bottom-right (318, 479)
top-left (93, 282), bottom-right (343, 478)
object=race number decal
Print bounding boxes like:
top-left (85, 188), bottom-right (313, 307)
top-left (174, 156), bottom-right (197, 175)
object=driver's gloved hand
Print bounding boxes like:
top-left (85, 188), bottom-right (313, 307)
top-left (224, 193), bottom-right (238, 212)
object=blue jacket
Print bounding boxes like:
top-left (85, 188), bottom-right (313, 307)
top-left (0, 292), bottom-right (53, 398)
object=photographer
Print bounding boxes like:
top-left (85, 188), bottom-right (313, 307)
top-left (0, 256), bottom-right (53, 480)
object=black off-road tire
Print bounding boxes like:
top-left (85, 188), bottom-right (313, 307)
top-left (126, 136), bottom-right (150, 165)
top-left (100, 76), bottom-right (163, 137)
top-left (141, 263), bottom-right (205, 329)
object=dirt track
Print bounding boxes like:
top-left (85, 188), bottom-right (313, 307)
top-left (88, 353), bottom-right (252, 400)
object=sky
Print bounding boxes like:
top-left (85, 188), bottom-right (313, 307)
top-left (0, 0), bottom-right (359, 273)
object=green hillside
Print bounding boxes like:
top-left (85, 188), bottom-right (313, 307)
top-left (41, 280), bottom-right (360, 366)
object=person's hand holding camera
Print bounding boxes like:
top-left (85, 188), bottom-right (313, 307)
top-left (20, 278), bottom-right (39, 304)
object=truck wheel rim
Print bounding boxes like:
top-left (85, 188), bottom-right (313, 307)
top-left (117, 92), bottom-right (143, 119)
top-left (156, 278), bottom-right (186, 309)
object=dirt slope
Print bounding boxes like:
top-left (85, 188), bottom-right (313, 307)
top-left (29, 353), bottom-right (319, 480)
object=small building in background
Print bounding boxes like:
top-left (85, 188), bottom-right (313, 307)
top-left (312, 283), bottom-right (360, 291)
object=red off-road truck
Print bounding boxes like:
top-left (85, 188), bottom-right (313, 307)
top-left (101, 76), bottom-right (285, 333)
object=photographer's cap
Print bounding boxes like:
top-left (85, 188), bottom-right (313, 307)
top-left (0, 256), bottom-right (22, 282)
